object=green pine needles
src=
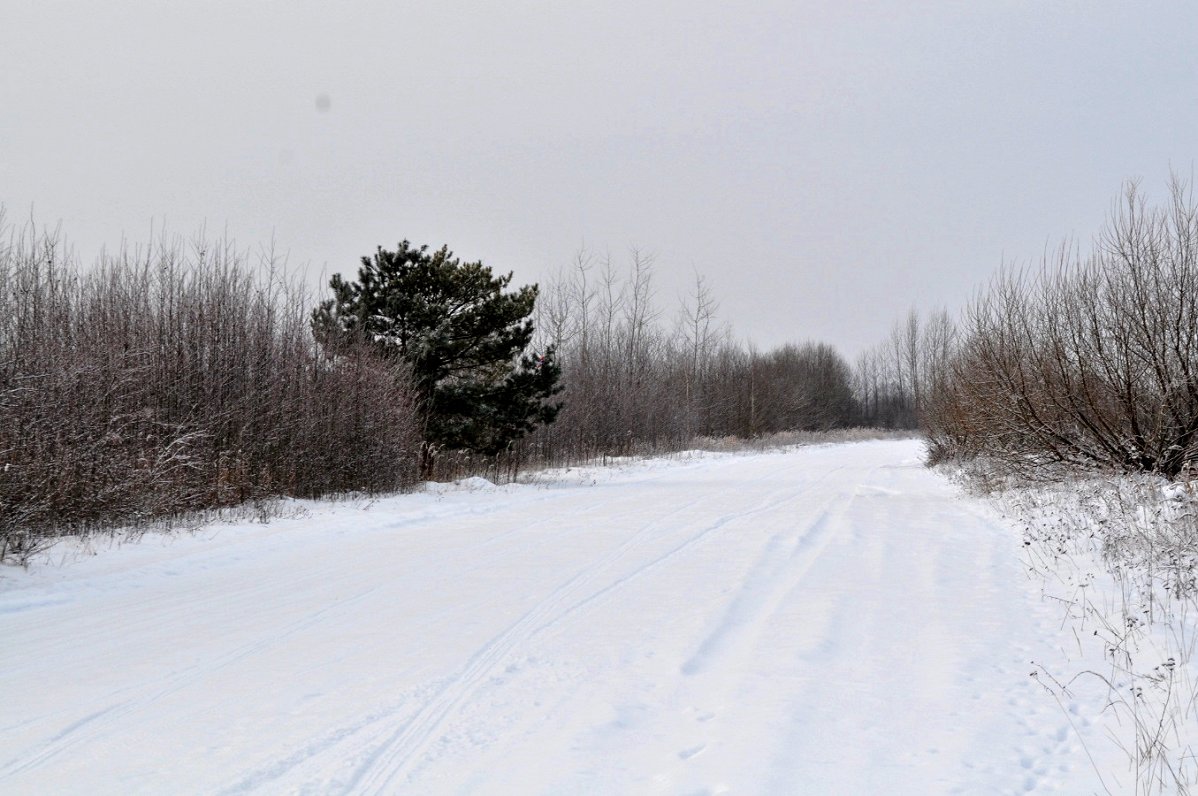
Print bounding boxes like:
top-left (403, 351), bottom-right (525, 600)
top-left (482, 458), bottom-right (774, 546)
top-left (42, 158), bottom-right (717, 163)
top-left (313, 241), bottom-right (562, 475)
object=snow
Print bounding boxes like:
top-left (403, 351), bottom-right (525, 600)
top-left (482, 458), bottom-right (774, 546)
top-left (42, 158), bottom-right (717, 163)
top-left (0, 440), bottom-right (1113, 793)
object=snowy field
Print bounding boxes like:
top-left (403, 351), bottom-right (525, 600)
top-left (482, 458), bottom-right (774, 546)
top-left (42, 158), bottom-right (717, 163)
top-left (1, 440), bottom-right (1115, 794)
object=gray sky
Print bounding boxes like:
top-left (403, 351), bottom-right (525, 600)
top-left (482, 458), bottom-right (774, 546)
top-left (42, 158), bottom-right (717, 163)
top-left (3, 1), bottom-right (1196, 357)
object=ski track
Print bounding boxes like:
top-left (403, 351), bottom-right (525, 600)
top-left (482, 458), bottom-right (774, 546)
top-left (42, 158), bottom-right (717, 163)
top-left (0, 440), bottom-right (1112, 794)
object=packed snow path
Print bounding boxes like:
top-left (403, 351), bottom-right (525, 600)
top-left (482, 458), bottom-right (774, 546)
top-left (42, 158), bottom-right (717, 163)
top-left (1, 440), bottom-right (1105, 794)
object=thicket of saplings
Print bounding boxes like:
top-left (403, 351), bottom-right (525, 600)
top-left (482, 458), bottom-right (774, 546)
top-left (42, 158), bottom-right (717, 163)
top-left (0, 224), bottom-right (892, 561)
top-left (0, 220), bottom-right (420, 561)
top-left (924, 179), bottom-right (1198, 482)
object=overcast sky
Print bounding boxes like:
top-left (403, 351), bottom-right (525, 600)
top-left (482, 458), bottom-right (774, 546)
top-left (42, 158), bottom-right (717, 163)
top-left (3, 1), bottom-right (1196, 357)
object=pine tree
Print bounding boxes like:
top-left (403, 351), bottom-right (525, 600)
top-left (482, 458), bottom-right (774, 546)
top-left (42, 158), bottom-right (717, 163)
top-left (312, 241), bottom-right (561, 474)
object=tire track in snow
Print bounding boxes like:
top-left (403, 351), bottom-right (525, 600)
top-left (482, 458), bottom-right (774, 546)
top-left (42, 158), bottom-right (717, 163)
top-left (528, 466), bottom-right (850, 642)
top-left (640, 477), bottom-right (866, 794)
top-left (341, 469), bottom-right (843, 794)
top-left (678, 490), bottom-right (852, 678)
top-left (676, 464), bottom-right (881, 683)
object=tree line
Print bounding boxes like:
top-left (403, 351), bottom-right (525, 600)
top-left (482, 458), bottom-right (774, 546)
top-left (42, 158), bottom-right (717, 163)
top-left (526, 250), bottom-right (861, 467)
top-left (1, 219), bottom-right (874, 559)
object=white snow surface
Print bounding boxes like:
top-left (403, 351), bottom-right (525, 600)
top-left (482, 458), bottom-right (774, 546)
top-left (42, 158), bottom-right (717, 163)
top-left (0, 440), bottom-right (1111, 794)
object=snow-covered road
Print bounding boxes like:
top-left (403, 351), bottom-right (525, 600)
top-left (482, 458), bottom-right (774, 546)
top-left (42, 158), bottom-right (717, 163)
top-left (0, 440), bottom-right (1107, 794)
